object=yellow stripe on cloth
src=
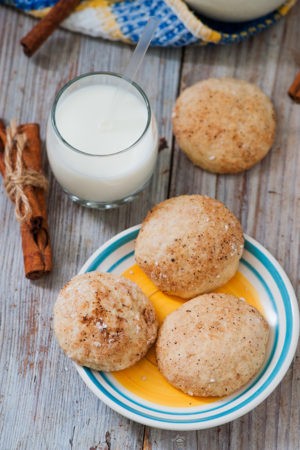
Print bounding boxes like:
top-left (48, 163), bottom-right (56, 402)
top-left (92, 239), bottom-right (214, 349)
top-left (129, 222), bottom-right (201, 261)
top-left (93, 4), bottom-right (127, 41)
top-left (29, 1), bottom-right (128, 43)
top-left (278, 0), bottom-right (297, 15)
top-left (164, 0), bottom-right (222, 43)
top-left (29, 7), bottom-right (51, 18)
top-left (78, 0), bottom-right (126, 41)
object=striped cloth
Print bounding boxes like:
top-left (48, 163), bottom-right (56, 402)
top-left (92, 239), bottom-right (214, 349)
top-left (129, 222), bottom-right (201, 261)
top-left (1, 0), bottom-right (297, 46)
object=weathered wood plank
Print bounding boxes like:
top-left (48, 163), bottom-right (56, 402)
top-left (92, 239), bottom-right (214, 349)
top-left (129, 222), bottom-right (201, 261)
top-left (165, 5), bottom-right (300, 450)
top-left (0, 6), bottom-right (182, 450)
top-left (1, 2), bottom-right (300, 449)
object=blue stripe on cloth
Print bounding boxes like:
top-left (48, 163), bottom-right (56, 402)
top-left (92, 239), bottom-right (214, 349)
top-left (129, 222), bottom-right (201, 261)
top-left (111, 0), bottom-right (198, 47)
top-left (2, 0), bottom-right (56, 10)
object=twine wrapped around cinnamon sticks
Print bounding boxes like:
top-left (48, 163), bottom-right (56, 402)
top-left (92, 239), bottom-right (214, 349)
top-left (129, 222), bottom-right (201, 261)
top-left (0, 120), bottom-right (52, 279)
top-left (4, 121), bottom-right (48, 222)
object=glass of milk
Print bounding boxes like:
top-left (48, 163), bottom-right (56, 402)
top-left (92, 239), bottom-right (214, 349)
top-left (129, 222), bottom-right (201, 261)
top-left (46, 72), bottom-right (158, 209)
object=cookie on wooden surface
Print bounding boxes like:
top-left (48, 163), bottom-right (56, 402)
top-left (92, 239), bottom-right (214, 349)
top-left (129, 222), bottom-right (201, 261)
top-left (172, 78), bottom-right (276, 173)
top-left (53, 272), bottom-right (158, 371)
top-left (156, 293), bottom-right (269, 397)
top-left (135, 195), bottom-right (244, 299)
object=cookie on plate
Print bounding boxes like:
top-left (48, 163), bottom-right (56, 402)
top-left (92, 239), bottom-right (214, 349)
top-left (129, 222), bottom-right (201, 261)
top-left (53, 272), bottom-right (158, 371)
top-left (156, 293), bottom-right (269, 397)
top-left (135, 195), bottom-right (244, 299)
top-left (172, 78), bottom-right (276, 173)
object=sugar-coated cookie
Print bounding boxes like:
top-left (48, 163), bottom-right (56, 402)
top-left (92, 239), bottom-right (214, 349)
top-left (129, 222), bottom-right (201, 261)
top-left (156, 294), bottom-right (269, 397)
top-left (135, 195), bottom-right (244, 299)
top-left (53, 272), bottom-right (158, 371)
top-left (172, 78), bottom-right (276, 173)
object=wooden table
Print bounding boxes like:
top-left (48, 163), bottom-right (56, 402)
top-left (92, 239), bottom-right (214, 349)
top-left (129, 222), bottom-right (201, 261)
top-left (0, 4), bottom-right (299, 449)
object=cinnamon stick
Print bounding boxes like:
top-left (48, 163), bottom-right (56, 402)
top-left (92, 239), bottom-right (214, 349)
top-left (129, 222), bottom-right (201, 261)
top-left (20, 0), bottom-right (81, 57)
top-left (288, 72), bottom-right (300, 103)
top-left (0, 120), bottom-right (52, 279)
top-left (0, 121), bottom-right (5, 174)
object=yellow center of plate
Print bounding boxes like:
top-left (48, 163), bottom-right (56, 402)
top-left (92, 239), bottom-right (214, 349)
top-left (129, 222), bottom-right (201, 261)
top-left (111, 264), bottom-right (262, 408)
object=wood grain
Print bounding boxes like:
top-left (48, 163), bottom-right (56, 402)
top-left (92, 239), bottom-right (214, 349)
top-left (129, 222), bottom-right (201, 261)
top-left (0, 3), bottom-right (299, 450)
top-left (167, 6), bottom-right (300, 450)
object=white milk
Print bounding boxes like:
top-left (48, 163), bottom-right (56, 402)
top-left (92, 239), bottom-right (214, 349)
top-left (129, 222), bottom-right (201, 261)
top-left (46, 74), bottom-right (158, 206)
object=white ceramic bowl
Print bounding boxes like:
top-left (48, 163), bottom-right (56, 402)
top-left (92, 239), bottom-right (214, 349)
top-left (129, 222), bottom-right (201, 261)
top-left (186, 0), bottom-right (284, 22)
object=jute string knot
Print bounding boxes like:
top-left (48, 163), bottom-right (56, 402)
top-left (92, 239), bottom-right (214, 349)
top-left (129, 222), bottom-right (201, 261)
top-left (4, 120), bottom-right (48, 223)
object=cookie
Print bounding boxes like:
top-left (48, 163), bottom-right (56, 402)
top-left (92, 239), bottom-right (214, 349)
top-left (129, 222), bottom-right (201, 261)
top-left (156, 294), bottom-right (269, 397)
top-left (135, 195), bottom-right (244, 299)
top-left (53, 272), bottom-right (158, 371)
top-left (172, 78), bottom-right (276, 173)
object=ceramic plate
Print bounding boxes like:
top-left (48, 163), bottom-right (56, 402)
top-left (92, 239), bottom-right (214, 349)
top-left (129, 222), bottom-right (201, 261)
top-left (76, 225), bottom-right (299, 430)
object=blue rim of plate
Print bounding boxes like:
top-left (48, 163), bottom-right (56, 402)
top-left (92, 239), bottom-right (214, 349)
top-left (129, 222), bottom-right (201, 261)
top-left (76, 225), bottom-right (299, 430)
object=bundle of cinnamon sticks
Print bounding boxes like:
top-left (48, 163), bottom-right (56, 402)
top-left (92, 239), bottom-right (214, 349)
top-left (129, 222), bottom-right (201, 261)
top-left (0, 120), bottom-right (52, 279)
